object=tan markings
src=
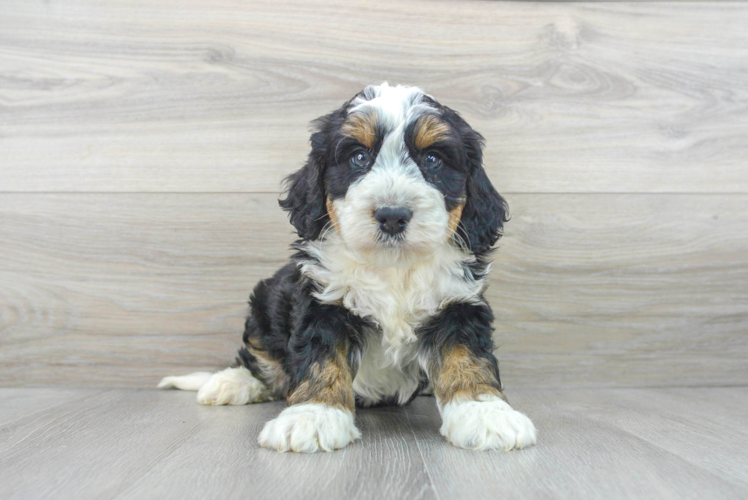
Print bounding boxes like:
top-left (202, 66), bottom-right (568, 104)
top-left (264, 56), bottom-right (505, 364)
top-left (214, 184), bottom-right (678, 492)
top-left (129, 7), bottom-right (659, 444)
top-left (246, 343), bottom-right (290, 396)
top-left (447, 203), bottom-right (465, 238)
top-left (326, 197), bottom-right (340, 234)
top-left (432, 345), bottom-right (505, 405)
top-left (341, 111), bottom-right (378, 148)
top-left (286, 345), bottom-right (355, 411)
top-left (414, 114), bottom-right (451, 150)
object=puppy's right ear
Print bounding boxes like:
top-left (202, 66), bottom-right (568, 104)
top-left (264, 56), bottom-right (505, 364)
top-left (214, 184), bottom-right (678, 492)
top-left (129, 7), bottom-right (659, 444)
top-left (280, 105), bottom-right (351, 240)
top-left (279, 130), bottom-right (329, 240)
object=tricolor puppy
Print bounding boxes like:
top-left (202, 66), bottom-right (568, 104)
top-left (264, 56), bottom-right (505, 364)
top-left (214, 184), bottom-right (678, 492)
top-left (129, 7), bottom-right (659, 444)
top-left (159, 83), bottom-right (537, 453)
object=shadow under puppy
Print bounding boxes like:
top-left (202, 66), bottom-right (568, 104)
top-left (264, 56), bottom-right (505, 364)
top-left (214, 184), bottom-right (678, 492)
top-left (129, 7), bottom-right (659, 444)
top-left (160, 83), bottom-right (537, 453)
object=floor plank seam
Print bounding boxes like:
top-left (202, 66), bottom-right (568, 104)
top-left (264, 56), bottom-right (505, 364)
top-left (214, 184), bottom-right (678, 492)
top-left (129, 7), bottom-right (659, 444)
top-left (404, 405), bottom-right (442, 500)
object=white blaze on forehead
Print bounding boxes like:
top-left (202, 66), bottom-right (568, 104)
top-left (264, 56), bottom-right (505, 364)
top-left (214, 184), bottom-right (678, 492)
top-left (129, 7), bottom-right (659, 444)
top-left (374, 127), bottom-right (420, 180)
top-left (350, 82), bottom-right (436, 132)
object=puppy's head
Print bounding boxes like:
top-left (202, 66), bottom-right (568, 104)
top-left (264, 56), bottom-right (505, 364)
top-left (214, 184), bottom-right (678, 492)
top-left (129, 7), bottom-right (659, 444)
top-left (280, 83), bottom-right (508, 263)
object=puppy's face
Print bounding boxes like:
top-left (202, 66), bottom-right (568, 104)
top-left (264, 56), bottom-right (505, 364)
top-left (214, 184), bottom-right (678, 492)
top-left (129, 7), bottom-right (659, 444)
top-left (325, 86), bottom-right (469, 263)
top-left (281, 83), bottom-right (507, 263)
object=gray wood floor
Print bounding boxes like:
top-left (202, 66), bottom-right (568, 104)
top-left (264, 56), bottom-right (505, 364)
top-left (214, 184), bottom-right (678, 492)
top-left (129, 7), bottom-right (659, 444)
top-left (1, 387), bottom-right (746, 500)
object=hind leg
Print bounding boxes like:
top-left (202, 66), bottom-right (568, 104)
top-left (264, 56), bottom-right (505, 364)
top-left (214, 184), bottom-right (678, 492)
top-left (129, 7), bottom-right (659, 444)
top-left (158, 372), bottom-right (213, 391)
top-left (159, 366), bottom-right (275, 406)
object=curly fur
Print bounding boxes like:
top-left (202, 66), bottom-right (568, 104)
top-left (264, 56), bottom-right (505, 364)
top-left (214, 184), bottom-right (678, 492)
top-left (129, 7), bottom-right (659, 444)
top-left (159, 83), bottom-right (536, 454)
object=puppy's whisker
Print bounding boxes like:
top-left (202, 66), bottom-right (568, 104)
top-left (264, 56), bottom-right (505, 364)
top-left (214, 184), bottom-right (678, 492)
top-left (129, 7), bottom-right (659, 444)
top-left (446, 212), bottom-right (470, 250)
top-left (318, 221), bottom-right (335, 240)
top-left (452, 231), bottom-right (467, 250)
top-left (333, 138), bottom-right (345, 166)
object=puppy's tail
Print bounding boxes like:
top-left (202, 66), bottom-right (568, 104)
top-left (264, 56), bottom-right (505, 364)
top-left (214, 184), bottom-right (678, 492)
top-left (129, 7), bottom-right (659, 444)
top-left (157, 372), bottom-right (213, 391)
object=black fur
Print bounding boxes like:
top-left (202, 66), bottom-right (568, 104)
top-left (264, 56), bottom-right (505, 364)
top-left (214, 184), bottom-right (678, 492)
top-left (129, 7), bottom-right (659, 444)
top-left (240, 262), bottom-right (369, 392)
top-left (277, 139), bottom-right (330, 241)
top-left (417, 301), bottom-right (502, 389)
top-left (438, 105), bottom-right (509, 255)
top-left (237, 86), bottom-right (508, 406)
top-left (278, 96), bottom-right (382, 239)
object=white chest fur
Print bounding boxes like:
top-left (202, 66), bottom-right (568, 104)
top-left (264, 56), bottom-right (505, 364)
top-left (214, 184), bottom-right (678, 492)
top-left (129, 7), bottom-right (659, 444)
top-left (298, 237), bottom-right (488, 405)
top-left (299, 237), bottom-right (486, 349)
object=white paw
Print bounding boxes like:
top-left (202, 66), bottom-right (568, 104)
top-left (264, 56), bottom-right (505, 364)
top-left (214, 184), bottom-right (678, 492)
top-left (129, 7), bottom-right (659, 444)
top-left (196, 367), bottom-right (273, 405)
top-left (258, 403), bottom-right (361, 453)
top-left (440, 395), bottom-right (537, 451)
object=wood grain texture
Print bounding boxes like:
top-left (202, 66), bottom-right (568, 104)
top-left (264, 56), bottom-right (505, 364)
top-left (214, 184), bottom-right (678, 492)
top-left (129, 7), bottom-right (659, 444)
top-left (0, 390), bottom-right (436, 500)
top-left (1, 1), bottom-right (747, 193)
top-left (1, 193), bottom-right (745, 388)
top-left (120, 402), bottom-right (436, 500)
top-left (405, 389), bottom-right (748, 499)
top-left (0, 387), bottom-right (100, 426)
top-left (1, 388), bottom-right (747, 500)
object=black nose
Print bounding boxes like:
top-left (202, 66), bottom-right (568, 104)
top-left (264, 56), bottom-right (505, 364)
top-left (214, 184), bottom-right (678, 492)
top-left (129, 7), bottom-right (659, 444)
top-left (374, 206), bottom-right (412, 235)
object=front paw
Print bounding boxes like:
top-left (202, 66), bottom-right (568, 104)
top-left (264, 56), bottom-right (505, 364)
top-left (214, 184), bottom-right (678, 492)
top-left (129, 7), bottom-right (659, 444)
top-left (440, 395), bottom-right (537, 451)
top-left (258, 403), bottom-right (361, 453)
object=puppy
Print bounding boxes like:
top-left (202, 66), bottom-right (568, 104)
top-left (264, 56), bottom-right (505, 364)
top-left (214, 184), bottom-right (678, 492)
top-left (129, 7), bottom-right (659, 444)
top-left (159, 83), bottom-right (537, 453)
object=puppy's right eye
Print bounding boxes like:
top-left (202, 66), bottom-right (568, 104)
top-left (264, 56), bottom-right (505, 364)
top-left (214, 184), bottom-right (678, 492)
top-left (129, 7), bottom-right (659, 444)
top-left (349, 150), bottom-right (372, 169)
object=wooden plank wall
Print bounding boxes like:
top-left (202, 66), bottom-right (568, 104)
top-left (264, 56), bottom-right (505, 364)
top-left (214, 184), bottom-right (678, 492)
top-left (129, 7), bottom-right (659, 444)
top-left (1, 0), bottom-right (746, 388)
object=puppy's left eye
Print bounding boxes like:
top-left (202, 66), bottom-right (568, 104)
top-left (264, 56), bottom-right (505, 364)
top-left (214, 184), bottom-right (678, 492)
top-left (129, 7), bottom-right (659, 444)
top-left (424, 153), bottom-right (442, 169)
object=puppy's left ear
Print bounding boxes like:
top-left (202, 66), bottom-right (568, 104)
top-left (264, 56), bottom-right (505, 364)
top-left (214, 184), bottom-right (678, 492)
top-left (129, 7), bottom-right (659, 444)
top-left (453, 114), bottom-right (509, 254)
